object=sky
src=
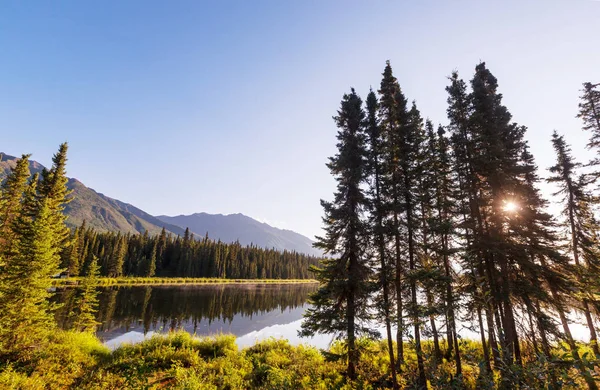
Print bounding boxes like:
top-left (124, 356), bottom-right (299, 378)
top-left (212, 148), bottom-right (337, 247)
top-left (0, 0), bottom-right (599, 239)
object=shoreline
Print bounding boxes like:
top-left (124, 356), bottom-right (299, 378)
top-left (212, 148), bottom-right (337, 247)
top-left (51, 276), bottom-right (319, 287)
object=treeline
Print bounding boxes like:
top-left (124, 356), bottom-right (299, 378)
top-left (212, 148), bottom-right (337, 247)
top-left (62, 223), bottom-right (320, 280)
top-left (302, 62), bottom-right (600, 389)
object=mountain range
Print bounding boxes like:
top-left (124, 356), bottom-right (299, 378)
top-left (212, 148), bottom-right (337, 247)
top-left (0, 153), bottom-right (320, 256)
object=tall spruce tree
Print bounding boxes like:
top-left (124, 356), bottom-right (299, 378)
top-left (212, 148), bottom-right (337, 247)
top-left (365, 89), bottom-right (399, 389)
top-left (0, 196), bottom-right (61, 355)
top-left (300, 88), bottom-right (375, 380)
top-left (447, 64), bottom-right (549, 387)
top-left (517, 145), bottom-right (599, 390)
top-left (378, 61), bottom-right (409, 365)
top-left (548, 131), bottom-right (600, 357)
top-left (402, 102), bottom-right (427, 389)
top-left (432, 124), bottom-right (462, 375)
top-left (38, 143), bottom-right (72, 252)
top-left (447, 70), bottom-right (496, 373)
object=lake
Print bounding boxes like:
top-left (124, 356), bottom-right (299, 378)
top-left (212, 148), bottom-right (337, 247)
top-left (53, 283), bottom-right (592, 350)
top-left (53, 283), bottom-right (334, 349)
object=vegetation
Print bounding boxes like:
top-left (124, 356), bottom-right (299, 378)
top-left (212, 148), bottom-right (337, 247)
top-left (62, 222), bottom-right (321, 280)
top-left (303, 63), bottom-right (600, 389)
top-left (1, 67), bottom-right (600, 389)
top-left (0, 330), bottom-right (597, 390)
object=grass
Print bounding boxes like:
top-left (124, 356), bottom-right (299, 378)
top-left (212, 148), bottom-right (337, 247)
top-left (51, 277), bottom-right (318, 287)
top-left (1, 330), bottom-right (595, 389)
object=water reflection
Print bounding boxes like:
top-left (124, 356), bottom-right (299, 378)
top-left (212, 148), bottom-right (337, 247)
top-left (53, 284), bottom-right (321, 348)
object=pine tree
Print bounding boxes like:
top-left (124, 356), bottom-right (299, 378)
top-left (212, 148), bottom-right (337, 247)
top-left (378, 60), bottom-right (409, 365)
top-left (62, 226), bottom-right (81, 276)
top-left (142, 240), bottom-right (157, 277)
top-left (447, 64), bottom-right (546, 386)
top-left (300, 89), bottom-right (375, 380)
top-left (548, 131), bottom-right (600, 357)
top-left (71, 255), bottom-right (100, 333)
top-left (517, 145), bottom-right (598, 390)
top-left (447, 71), bottom-right (497, 373)
top-left (0, 154), bottom-right (31, 259)
top-left (38, 143), bottom-right (73, 252)
top-left (578, 82), bottom-right (600, 170)
top-left (402, 102), bottom-right (427, 389)
top-left (0, 196), bottom-right (61, 354)
top-left (365, 88), bottom-right (399, 389)
top-left (107, 233), bottom-right (126, 277)
top-left (432, 124), bottom-right (462, 375)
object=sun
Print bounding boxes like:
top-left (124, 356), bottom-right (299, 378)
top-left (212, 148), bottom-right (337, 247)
top-left (503, 201), bottom-right (518, 213)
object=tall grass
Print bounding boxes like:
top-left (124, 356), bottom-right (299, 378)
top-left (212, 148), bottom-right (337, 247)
top-left (1, 329), bottom-right (594, 389)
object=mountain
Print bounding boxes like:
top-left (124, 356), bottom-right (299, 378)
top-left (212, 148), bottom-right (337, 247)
top-left (0, 153), bottom-right (185, 236)
top-left (0, 153), bottom-right (320, 256)
top-left (157, 213), bottom-right (320, 256)
top-left (63, 178), bottom-right (187, 236)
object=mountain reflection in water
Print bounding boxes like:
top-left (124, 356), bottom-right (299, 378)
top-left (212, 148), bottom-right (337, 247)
top-left (53, 283), bottom-right (327, 349)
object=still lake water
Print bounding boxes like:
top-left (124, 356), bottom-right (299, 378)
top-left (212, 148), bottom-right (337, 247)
top-left (53, 283), bottom-right (334, 350)
top-left (53, 283), bottom-right (591, 350)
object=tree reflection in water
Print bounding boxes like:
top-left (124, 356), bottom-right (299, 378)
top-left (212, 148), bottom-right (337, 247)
top-left (53, 284), bottom-right (317, 341)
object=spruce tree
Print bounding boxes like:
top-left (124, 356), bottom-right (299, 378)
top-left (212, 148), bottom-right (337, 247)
top-left (365, 89), bottom-right (399, 389)
top-left (300, 88), bottom-right (375, 380)
top-left (548, 131), bottom-right (600, 357)
top-left (402, 102), bottom-right (427, 389)
top-left (0, 154), bottom-right (31, 259)
top-left (71, 255), bottom-right (100, 333)
top-left (447, 64), bottom-right (546, 385)
top-left (447, 71), bottom-right (496, 373)
top-left (516, 145), bottom-right (598, 390)
top-left (107, 233), bottom-right (126, 277)
top-left (432, 124), bottom-right (462, 375)
top-left (62, 226), bottom-right (81, 276)
top-left (0, 196), bottom-right (61, 355)
top-left (378, 60), bottom-right (409, 365)
top-left (38, 143), bottom-right (72, 251)
top-left (578, 82), bottom-right (600, 170)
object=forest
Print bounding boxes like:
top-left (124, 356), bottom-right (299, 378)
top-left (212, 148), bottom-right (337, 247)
top-left (0, 61), bottom-right (599, 389)
top-left (62, 221), bottom-right (320, 280)
top-left (301, 62), bottom-right (600, 389)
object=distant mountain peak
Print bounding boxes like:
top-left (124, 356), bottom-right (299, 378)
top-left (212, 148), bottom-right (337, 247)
top-left (157, 213), bottom-right (321, 257)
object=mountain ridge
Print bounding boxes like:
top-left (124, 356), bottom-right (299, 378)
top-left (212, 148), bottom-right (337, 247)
top-left (157, 212), bottom-right (320, 256)
top-left (0, 153), bottom-right (319, 256)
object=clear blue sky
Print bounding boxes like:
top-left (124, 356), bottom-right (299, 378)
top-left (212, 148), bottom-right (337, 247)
top-left (1, 0), bottom-right (598, 239)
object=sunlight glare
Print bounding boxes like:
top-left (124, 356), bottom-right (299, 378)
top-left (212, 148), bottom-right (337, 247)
top-left (503, 201), bottom-right (518, 213)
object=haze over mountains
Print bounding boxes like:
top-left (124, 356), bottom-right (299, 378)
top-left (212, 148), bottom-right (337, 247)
top-left (0, 153), bottom-right (320, 256)
top-left (157, 213), bottom-right (320, 257)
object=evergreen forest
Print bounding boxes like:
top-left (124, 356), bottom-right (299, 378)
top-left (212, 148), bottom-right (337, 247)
top-left (301, 63), bottom-right (600, 389)
top-left (63, 221), bottom-right (320, 280)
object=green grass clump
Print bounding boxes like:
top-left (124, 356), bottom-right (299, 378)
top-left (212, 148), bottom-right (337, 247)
top-left (245, 338), bottom-right (344, 389)
top-left (0, 329), bottom-right (109, 390)
top-left (1, 330), bottom-right (595, 389)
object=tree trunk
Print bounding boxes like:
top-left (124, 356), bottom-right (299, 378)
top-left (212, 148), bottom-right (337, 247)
top-left (393, 206), bottom-right (404, 367)
top-left (427, 290), bottom-right (442, 364)
top-left (374, 166), bottom-right (399, 389)
top-left (568, 190), bottom-right (600, 356)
